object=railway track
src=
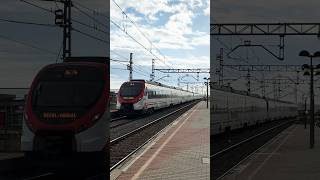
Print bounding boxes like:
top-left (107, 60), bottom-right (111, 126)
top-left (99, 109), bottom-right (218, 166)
top-left (110, 100), bottom-right (200, 171)
top-left (110, 101), bottom-right (199, 140)
top-left (110, 116), bottom-right (127, 122)
top-left (212, 118), bottom-right (296, 180)
top-left (0, 158), bottom-right (109, 180)
top-left (110, 116), bottom-right (131, 129)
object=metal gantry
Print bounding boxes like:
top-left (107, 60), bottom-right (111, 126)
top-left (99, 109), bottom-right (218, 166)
top-left (211, 23), bottom-right (320, 36)
top-left (211, 23), bottom-right (320, 61)
top-left (223, 64), bottom-right (302, 72)
top-left (154, 68), bottom-right (210, 73)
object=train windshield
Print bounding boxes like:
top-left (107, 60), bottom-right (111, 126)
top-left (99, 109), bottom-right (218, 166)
top-left (33, 82), bottom-right (103, 107)
top-left (32, 65), bottom-right (105, 108)
top-left (119, 82), bottom-right (143, 97)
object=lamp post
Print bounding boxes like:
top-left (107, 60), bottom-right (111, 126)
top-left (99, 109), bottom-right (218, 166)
top-left (299, 50), bottom-right (320, 149)
top-left (301, 94), bottom-right (308, 129)
top-left (204, 77), bottom-right (210, 109)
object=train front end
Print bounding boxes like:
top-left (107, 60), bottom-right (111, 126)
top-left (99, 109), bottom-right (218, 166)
top-left (116, 80), bottom-right (146, 114)
top-left (21, 61), bottom-right (109, 162)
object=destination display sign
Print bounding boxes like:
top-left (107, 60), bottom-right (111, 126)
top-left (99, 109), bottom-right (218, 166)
top-left (42, 112), bottom-right (77, 119)
top-left (123, 97), bottom-right (134, 99)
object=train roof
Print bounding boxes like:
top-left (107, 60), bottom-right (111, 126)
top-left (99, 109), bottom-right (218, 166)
top-left (64, 56), bottom-right (109, 64)
top-left (129, 79), bottom-right (197, 94)
top-left (211, 84), bottom-right (295, 104)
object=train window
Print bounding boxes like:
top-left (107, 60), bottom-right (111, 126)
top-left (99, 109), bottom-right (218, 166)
top-left (144, 88), bottom-right (148, 96)
top-left (148, 90), bottom-right (156, 99)
top-left (119, 82), bottom-right (144, 97)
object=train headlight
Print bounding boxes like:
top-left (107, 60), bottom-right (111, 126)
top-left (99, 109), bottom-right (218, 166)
top-left (92, 113), bottom-right (101, 122)
top-left (24, 113), bottom-right (28, 121)
top-left (24, 113), bottom-right (35, 132)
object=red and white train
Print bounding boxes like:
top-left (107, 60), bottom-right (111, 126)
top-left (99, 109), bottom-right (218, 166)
top-left (116, 80), bottom-right (201, 114)
top-left (21, 57), bottom-right (109, 165)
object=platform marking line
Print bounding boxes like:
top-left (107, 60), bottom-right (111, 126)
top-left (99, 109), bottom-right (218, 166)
top-left (247, 124), bottom-right (298, 180)
top-left (122, 141), bottom-right (156, 172)
top-left (130, 102), bottom-right (202, 180)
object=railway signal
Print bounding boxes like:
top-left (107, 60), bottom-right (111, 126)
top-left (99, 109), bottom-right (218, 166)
top-left (54, 9), bottom-right (64, 26)
top-left (42, 0), bottom-right (73, 59)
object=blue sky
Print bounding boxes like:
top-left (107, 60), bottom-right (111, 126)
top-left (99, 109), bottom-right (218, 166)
top-left (110, 0), bottom-right (210, 95)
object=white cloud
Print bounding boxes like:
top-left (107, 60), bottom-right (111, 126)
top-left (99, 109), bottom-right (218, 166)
top-left (111, 0), bottom-right (210, 88)
top-left (110, 74), bottom-right (127, 89)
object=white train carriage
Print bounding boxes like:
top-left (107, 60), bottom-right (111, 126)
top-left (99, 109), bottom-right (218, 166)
top-left (116, 80), bottom-right (199, 114)
top-left (211, 85), bottom-right (298, 135)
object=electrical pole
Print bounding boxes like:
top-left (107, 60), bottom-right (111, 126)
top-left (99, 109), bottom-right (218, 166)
top-left (278, 80), bottom-right (281, 100)
top-left (52, 0), bottom-right (72, 60)
top-left (204, 77), bottom-right (210, 109)
top-left (217, 48), bottom-right (223, 86)
top-left (295, 71), bottom-right (299, 104)
top-left (150, 59), bottom-right (155, 81)
top-left (273, 81), bottom-right (276, 100)
top-left (206, 80), bottom-right (209, 108)
top-left (128, 53), bottom-right (133, 81)
top-left (63, 0), bottom-right (72, 60)
top-left (261, 74), bottom-right (266, 97)
top-left (310, 56), bottom-right (314, 148)
top-left (246, 69), bottom-right (251, 94)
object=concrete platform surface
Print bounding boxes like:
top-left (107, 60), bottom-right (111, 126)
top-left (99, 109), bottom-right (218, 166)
top-left (113, 101), bottom-right (210, 180)
top-left (0, 152), bottom-right (23, 160)
top-left (223, 124), bottom-right (320, 180)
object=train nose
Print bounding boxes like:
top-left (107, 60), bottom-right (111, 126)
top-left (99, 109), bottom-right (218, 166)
top-left (33, 132), bottom-right (76, 155)
top-left (120, 103), bottom-right (134, 112)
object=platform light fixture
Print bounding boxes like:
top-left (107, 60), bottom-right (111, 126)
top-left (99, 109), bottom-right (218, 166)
top-left (299, 50), bottom-right (320, 149)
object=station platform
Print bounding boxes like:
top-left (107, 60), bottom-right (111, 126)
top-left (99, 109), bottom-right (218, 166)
top-left (223, 123), bottom-right (320, 180)
top-left (111, 101), bottom-right (210, 180)
top-left (0, 153), bottom-right (23, 160)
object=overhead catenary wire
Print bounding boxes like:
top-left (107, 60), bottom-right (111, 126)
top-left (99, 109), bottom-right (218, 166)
top-left (72, 19), bottom-right (108, 34)
top-left (19, 0), bottom-right (108, 46)
top-left (20, 0), bottom-right (54, 13)
top-left (110, 1), bottom-right (173, 69)
top-left (111, 58), bottom-right (128, 63)
top-left (111, 0), bottom-right (154, 53)
top-left (0, 18), bottom-right (57, 27)
top-left (110, 50), bottom-right (129, 61)
top-left (110, 1), bottom-right (206, 86)
top-left (111, 18), bottom-right (173, 71)
top-left (72, 1), bottom-right (108, 19)
top-left (72, 28), bottom-right (108, 44)
top-left (112, 60), bottom-right (150, 78)
top-left (0, 34), bottom-right (58, 55)
top-left (73, 5), bottom-right (108, 28)
top-left (111, 51), bottom-right (153, 77)
top-left (0, 0), bottom-right (107, 66)
top-left (55, 39), bottom-right (63, 63)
